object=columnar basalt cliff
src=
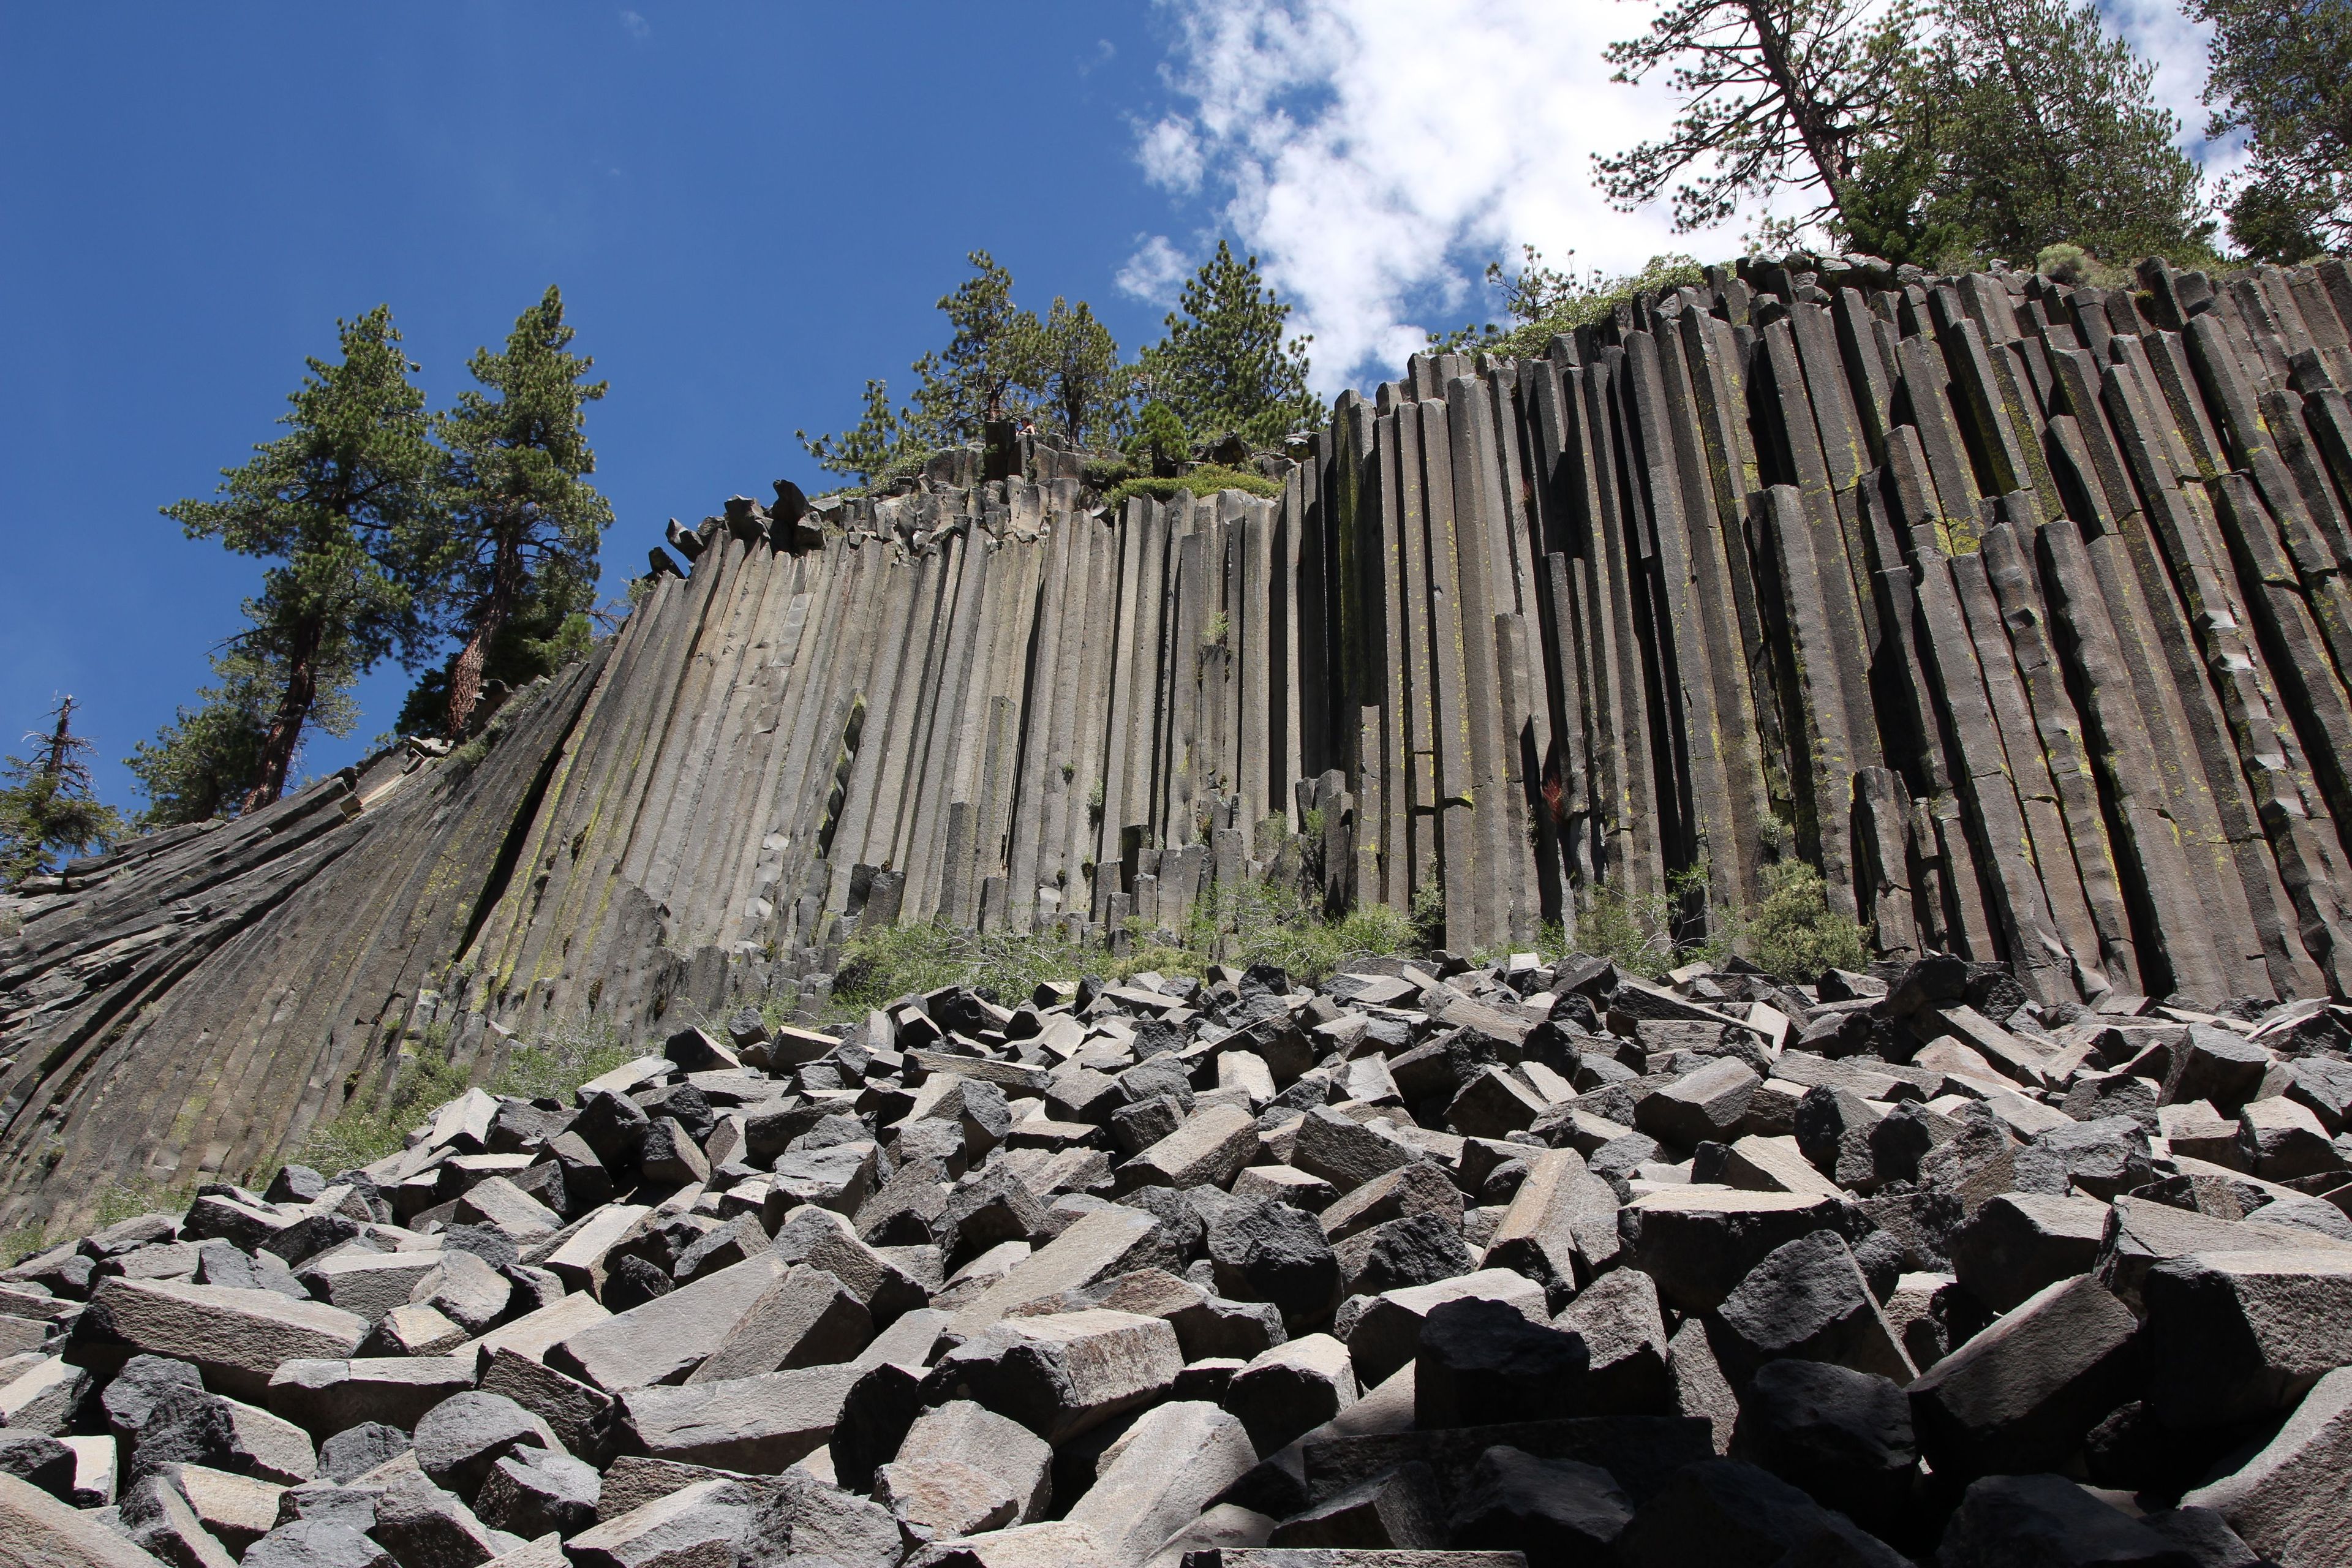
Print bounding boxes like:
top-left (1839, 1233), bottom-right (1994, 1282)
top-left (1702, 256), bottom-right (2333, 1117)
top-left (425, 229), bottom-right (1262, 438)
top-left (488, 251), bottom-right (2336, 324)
top-left (11, 252), bottom-right (2352, 1219)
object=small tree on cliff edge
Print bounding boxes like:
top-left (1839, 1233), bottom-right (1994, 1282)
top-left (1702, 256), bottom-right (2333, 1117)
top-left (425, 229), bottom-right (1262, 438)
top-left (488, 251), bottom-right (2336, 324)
top-left (0, 698), bottom-right (125, 886)
top-left (1139, 241), bottom-right (1321, 450)
top-left (165, 306), bottom-right (440, 810)
top-left (433, 286), bottom-right (612, 738)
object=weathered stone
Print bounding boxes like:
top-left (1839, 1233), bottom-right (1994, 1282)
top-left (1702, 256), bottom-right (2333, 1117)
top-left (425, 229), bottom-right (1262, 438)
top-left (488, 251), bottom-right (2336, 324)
top-left (412, 1393), bottom-right (554, 1502)
top-left (1710, 1229), bottom-right (1914, 1385)
top-left (1415, 1298), bottom-right (1589, 1430)
top-left (1909, 1273), bottom-right (2143, 1479)
top-left (1446, 1447), bottom-right (1633, 1566)
top-left (922, 1309), bottom-right (1182, 1444)
top-left (1937, 1472), bottom-right (2193, 1568)
top-left (1611, 1458), bottom-right (1906, 1568)
top-left (685, 1264), bottom-right (871, 1385)
top-left (2143, 1248), bottom-right (2352, 1430)
top-left (1065, 1400), bottom-right (1256, 1564)
top-left (2182, 1363), bottom-right (2352, 1568)
top-left (470, 1448), bottom-right (598, 1540)
top-left (0, 1471), bottom-right (168, 1568)
top-left (1264, 1460), bottom-right (1445, 1549)
top-left (266, 1359), bottom-right (477, 1438)
top-left (548, 1253), bottom-right (785, 1392)
top-left (1221, 1335), bottom-right (1357, 1454)
top-left (619, 1362), bottom-right (859, 1471)
top-left (1338, 1272), bottom-right (1544, 1393)
top-left (69, 1280), bottom-right (370, 1401)
top-left (730, 1469), bottom-right (902, 1568)
top-left (1553, 1266), bottom-right (1672, 1416)
top-left (895, 1400), bottom-right (1054, 1524)
top-left (1728, 1360), bottom-right (1915, 1538)
top-left (1949, 1192), bottom-right (2113, 1313)
top-left (1618, 1189), bottom-right (1852, 1312)
top-left (564, 1478), bottom-right (758, 1568)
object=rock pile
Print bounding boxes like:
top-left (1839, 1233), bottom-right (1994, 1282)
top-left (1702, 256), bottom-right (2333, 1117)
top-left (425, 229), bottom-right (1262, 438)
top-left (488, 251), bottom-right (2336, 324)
top-left (2, 949), bottom-right (2351, 1567)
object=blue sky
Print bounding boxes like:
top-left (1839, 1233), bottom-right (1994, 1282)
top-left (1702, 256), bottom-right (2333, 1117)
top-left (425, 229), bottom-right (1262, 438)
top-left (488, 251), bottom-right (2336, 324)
top-left (1, 4), bottom-right (1193, 805)
top-left (0, 1), bottom-right (2224, 814)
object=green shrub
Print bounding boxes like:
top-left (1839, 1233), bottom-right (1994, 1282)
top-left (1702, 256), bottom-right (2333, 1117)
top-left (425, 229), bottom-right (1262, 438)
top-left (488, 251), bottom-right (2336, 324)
top-left (93, 1177), bottom-right (197, 1230)
top-left (1742, 860), bottom-right (1868, 982)
top-left (1104, 466), bottom-right (1283, 511)
top-left (492, 1019), bottom-right (638, 1102)
top-left (1569, 866), bottom-right (1729, 981)
top-left (1081, 455), bottom-right (1139, 491)
top-left (831, 879), bottom-right (1423, 1017)
top-left (1, 1223), bottom-right (47, 1265)
top-left (295, 1046), bottom-right (475, 1175)
top-left (831, 921), bottom-right (1101, 1012)
top-left (1431, 252), bottom-right (1706, 360)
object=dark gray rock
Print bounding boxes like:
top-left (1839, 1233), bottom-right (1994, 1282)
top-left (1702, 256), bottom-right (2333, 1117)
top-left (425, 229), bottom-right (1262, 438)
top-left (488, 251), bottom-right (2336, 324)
top-left (1730, 1359), bottom-right (1915, 1540)
top-left (1206, 1200), bottom-right (1341, 1329)
top-left (1936, 1472), bottom-right (2196, 1567)
top-left (473, 1446), bottom-right (600, 1539)
top-left (1447, 1446), bottom-right (1634, 1567)
top-left (1415, 1298), bottom-right (1589, 1429)
top-left (410, 1392), bottom-right (556, 1502)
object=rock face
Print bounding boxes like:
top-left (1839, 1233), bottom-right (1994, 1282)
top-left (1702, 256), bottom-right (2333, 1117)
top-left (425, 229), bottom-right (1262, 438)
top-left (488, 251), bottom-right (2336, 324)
top-left (0, 941), bottom-right (2346, 1565)
top-left (18, 255), bottom-right (2352, 1224)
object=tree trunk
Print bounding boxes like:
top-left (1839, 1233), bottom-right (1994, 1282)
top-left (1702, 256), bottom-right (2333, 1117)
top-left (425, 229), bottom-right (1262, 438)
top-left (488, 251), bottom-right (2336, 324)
top-left (1741, 0), bottom-right (1853, 223)
top-left (244, 622), bottom-right (321, 813)
top-left (445, 531), bottom-right (524, 738)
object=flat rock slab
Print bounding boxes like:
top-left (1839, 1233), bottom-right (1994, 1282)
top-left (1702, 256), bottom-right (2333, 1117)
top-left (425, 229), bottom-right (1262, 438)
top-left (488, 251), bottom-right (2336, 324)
top-left (1300, 1415), bottom-right (1716, 1509)
top-left (69, 1279), bottom-right (369, 1401)
top-left (550, 1253), bottom-right (787, 1392)
top-left (0, 1471), bottom-right (165, 1567)
top-left (620, 1363), bottom-right (862, 1472)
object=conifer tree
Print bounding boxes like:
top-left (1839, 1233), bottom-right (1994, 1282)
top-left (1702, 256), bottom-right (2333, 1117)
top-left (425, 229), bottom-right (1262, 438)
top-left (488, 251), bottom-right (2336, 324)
top-left (430, 287), bottom-right (612, 738)
top-left (1020, 297), bottom-right (1128, 445)
top-left (0, 698), bottom-right (125, 886)
top-left (908, 251), bottom-right (1040, 443)
top-left (798, 379), bottom-right (911, 488)
top-left (1891, 0), bottom-right (2211, 265)
top-left (1596, 0), bottom-right (1918, 238)
top-left (165, 306), bottom-right (440, 810)
top-left (1138, 242), bottom-right (1321, 450)
top-left (2188, 0), bottom-right (2352, 258)
top-left (127, 639), bottom-right (358, 828)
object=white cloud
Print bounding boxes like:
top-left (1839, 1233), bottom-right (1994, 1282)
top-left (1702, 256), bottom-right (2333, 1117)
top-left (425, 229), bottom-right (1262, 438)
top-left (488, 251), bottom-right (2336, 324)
top-left (1117, 235), bottom-right (1194, 306)
top-left (1139, 0), bottom-right (2230, 393)
top-left (2101, 0), bottom-right (2247, 183)
top-left (1134, 0), bottom-right (1740, 391)
top-left (1137, 118), bottom-right (1205, 195)
top-left (619, 9), bottom-right (649, 38)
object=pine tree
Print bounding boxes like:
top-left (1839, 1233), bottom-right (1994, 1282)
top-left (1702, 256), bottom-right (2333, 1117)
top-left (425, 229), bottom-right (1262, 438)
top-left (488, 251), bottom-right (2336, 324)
top-left (1595, 0), bottom-right (1919, 238)
top-left (1019, 297), bottom-right (1128, 446)
top-left (165, 306), bottom-right (440, 810)
top-left (798, 379), bottom-right (913, 488)
top-left (431, 287), bottom-right (612, 738)
top-left (1137, 242), bottom-right (1321, 450)
top-left (1891, 0), bottom-right (2212, 265)
top-left (127, 638), bottom-right (359, 829)
top-left (2188, 0), bottom-right (2352, 258)
top-left (0, 698), bottom-right (126, 886)
top-left (907, 251), bottom-right (1041, 444)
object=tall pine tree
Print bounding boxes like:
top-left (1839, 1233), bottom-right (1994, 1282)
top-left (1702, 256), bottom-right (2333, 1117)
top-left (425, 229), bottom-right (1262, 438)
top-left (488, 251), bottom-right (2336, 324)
top-left (1596, 0), bottom-right (1919, 238)
top-left (1888, 0), bottom-right (2211, 265)
top-left (1, 698), bottom-right (124, 886)
top-left (1137, 242), bottom-right (1321, 450)
top-left (429, 287), bottom-right (612, 738)
top-left (164, 307), bottom-right (440, 810)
